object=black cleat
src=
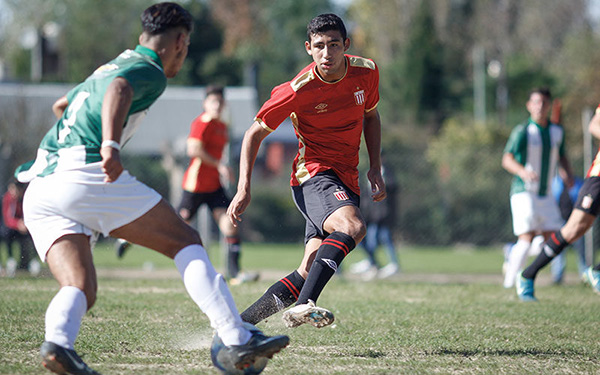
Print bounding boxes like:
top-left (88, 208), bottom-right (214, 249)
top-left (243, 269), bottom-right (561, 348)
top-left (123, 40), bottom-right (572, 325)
top-left (217, 330), bottom-right (289, 370)
top-left (40, 341), bottom-right (101, 375)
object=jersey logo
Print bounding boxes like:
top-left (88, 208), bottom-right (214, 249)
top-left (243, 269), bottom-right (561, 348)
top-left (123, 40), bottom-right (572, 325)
top-left (315, 103), bottom-right (328, 113)
top-left (354, 89), bottom-right (365, 105)
top-left (333, 190), bottom-right (349, 201)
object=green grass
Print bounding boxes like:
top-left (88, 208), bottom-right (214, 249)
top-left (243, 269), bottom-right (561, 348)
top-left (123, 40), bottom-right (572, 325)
top-left (1, 242), bottom-right (598, 374)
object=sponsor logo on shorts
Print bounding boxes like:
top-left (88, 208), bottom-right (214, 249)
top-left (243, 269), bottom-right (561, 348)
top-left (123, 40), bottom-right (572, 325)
top-left (333, 190), bottom-right (349, 201)
top-left (582, 194), bottom-right (594, 209)
top-left (354, 89), bottom-right (365, 105)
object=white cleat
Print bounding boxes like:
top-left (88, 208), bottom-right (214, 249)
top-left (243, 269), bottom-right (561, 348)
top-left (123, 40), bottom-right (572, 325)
top-left (282, 299), bottom-right (334, 328)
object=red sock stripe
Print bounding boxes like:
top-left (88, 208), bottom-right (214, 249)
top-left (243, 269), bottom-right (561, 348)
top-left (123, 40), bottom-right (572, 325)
top-left (551, 233), bottom-right (560, 245)
top-left (323, 238), bottom-right (350, 256)
top-left (280, 277), bottom-right (299, 299)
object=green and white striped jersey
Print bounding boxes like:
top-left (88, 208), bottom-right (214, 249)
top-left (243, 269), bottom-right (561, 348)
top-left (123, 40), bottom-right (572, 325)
top-left (504, 119), bottom-right (566, 197)
top-left (16, 45), bottom-right (166, 182)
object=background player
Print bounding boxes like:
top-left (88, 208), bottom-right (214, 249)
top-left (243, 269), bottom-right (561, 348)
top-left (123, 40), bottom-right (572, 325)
top-left (501, 87), bottom-right (574, 289)
top-left (15, 3), bottom-right (288, 374)
top-left (178, 84), bottom-right (258, 284)
top-left (227, 13), bottom-right (386, 328)
top-left (517, 104), bottom-right (600, 301)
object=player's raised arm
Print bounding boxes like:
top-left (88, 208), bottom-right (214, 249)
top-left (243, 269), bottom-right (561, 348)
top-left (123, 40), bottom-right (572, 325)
top-left (363, 108), bottom-right (386, 202)
top-left (227, 121), bottom-right (271, 225)
top-left (100, 77), bottom-right (133, 182)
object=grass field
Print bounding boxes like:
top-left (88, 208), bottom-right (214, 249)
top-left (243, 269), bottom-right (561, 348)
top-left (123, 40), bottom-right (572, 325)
top-left (1, 242), bottom-right (599, 375)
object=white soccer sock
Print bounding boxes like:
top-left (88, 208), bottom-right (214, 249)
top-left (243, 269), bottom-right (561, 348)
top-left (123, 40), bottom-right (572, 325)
top-left (174, 244), bottom-right (251, 346)
top-left (45, 286), bottom-right (87, 350)
top-left (503, 239), bottom-right (531, 288)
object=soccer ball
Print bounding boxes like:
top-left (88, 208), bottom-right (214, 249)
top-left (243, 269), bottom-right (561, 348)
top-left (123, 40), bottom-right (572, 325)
top-left (210, 323), bottom-right (269, 375)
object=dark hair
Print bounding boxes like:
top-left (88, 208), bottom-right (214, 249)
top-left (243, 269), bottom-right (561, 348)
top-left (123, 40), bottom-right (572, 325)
top-left (307, 13), bottom-right (347, 43)
top-left (529, 87), bottom-right (552, 100)
top-left (205, 84), bottom-right (224, 98)
top-left (141, 2), bottom-right (193, 35)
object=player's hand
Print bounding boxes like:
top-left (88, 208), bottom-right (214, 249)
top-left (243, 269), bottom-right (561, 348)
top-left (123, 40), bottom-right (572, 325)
top-left (367, 167), bottom-right (387, 202)
top-left (227, 190), bottom-right (251, 227)
top-left (101, 146), bottom-right (124, 183)
top-left (519, 169), bottom-right (538, 183)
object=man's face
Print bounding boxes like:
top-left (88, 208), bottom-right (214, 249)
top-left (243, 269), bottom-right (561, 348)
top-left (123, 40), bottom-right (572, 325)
top-left (305, 30), bottom-right (349, 82)
top-left (526, 92), bottom-right (551, 124)
top-left (204, 93), bottom-right (224, 119)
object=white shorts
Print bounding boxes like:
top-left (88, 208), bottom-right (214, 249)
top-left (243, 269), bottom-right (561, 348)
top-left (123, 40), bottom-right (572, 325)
top-left (23, 162), bottom-right (162, 261)
top-left (510, 191), bottom-right (563, 236)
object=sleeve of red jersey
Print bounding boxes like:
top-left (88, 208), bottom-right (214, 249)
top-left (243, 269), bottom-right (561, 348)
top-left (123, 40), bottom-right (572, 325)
top-left (254, 83), bottom-right (295, 132)
top-left (188, 116), bottom-right (209, 141)
top-left (365, 61), bottom-right (380, 113)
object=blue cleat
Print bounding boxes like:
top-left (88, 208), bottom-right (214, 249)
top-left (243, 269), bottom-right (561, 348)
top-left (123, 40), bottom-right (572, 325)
top-left (516, 272), bottom-right (537, 302)
top-left (583, 267), bottom-right (600, 294)
top-left (40, 341), bottom-right (101, 375)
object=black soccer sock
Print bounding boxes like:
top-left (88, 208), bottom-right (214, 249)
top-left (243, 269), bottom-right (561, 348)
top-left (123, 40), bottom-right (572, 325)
top-left (240, 271), bottom-right (305, 325)
top-left (296, 231), bottom-right (355, 305)
top-left (522, 231), bottom-right (569, 279)
top-left (225, 237), bottom-right (241, 279)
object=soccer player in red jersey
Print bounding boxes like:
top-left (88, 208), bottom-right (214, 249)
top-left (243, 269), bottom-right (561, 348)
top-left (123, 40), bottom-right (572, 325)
top-left (517, 104), bottom-right (600, 301)
top-left (227, 13), bottom-right (387, 327)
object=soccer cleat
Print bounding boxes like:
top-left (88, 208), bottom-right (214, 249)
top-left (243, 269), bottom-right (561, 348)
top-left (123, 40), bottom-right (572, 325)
top-left (378, 263), bottom-right (400, 279)
top-left (282, 299), bottom-right (335, 328)
top-left (6, 257), bottom-right (17, 278)
top-left (516, 272), bottom-right (537, 302)
top-left (583, 267), bottom-right (600, 294)
top-left (40, 341), bottom-right (101, 375)
top-left (349, 259), bottom-right (372, 274)
top-left (229, 271), bottom-right (260, 286)
top-left (115, 239), bottom-right (131, 259)
top-left (216, 330), bottom-right (289, 371)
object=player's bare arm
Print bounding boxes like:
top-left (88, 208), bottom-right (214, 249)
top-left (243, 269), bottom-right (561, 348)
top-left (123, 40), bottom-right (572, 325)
top-left (227, 121), bottom-right (270, 225)
top-left (52, 96), bottom-right (69, 119)
top-left (101, 77), bottom-right (133, 183)
top-left (363, 109), bottom-right (386, 202)
top-left (501, 152), bottom-right (538, 182)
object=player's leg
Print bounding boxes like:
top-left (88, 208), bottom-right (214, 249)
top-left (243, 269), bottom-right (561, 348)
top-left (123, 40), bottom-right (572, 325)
top-left (297, 205), bottom-right (364, 304)
top-left (503, 233), bottom-right (533, 288)
top-left (239, 230), bottom-right (318, 325)
top-left (112, 199), bottom-right (288, 366)
top-left (41, 234), bottom-right (100, 374)
top-left (377, 224), bottom-right (400, 278)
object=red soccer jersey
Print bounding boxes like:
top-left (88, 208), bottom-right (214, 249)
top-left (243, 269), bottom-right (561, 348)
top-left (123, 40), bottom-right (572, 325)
top-left (181, 113), bottom-right (228, 193)
top-left (587, 105), bottom-right (600, 178)
top-left (255, 55), bottom-right (379, 194)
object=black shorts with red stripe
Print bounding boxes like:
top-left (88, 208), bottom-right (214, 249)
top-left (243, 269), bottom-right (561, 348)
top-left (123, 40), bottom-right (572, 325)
top-left (574, 176), bottom-right (600, 216)
top-left (292, 170), bottom-right (360, 243)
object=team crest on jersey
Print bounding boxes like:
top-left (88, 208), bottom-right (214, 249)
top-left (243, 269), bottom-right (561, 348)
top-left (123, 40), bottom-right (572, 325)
top-left (354, 89), bottom-right (365, 105)
top-left (582, 194), bottom-right (594, 210)
top-left (315, 103), bottom-right (328, 113)
top-left (333, 190), bottom-right (349, 201)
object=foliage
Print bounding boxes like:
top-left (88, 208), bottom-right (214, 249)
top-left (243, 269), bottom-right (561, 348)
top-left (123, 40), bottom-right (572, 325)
top-left (427, 116), bottom-right (513, 245)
